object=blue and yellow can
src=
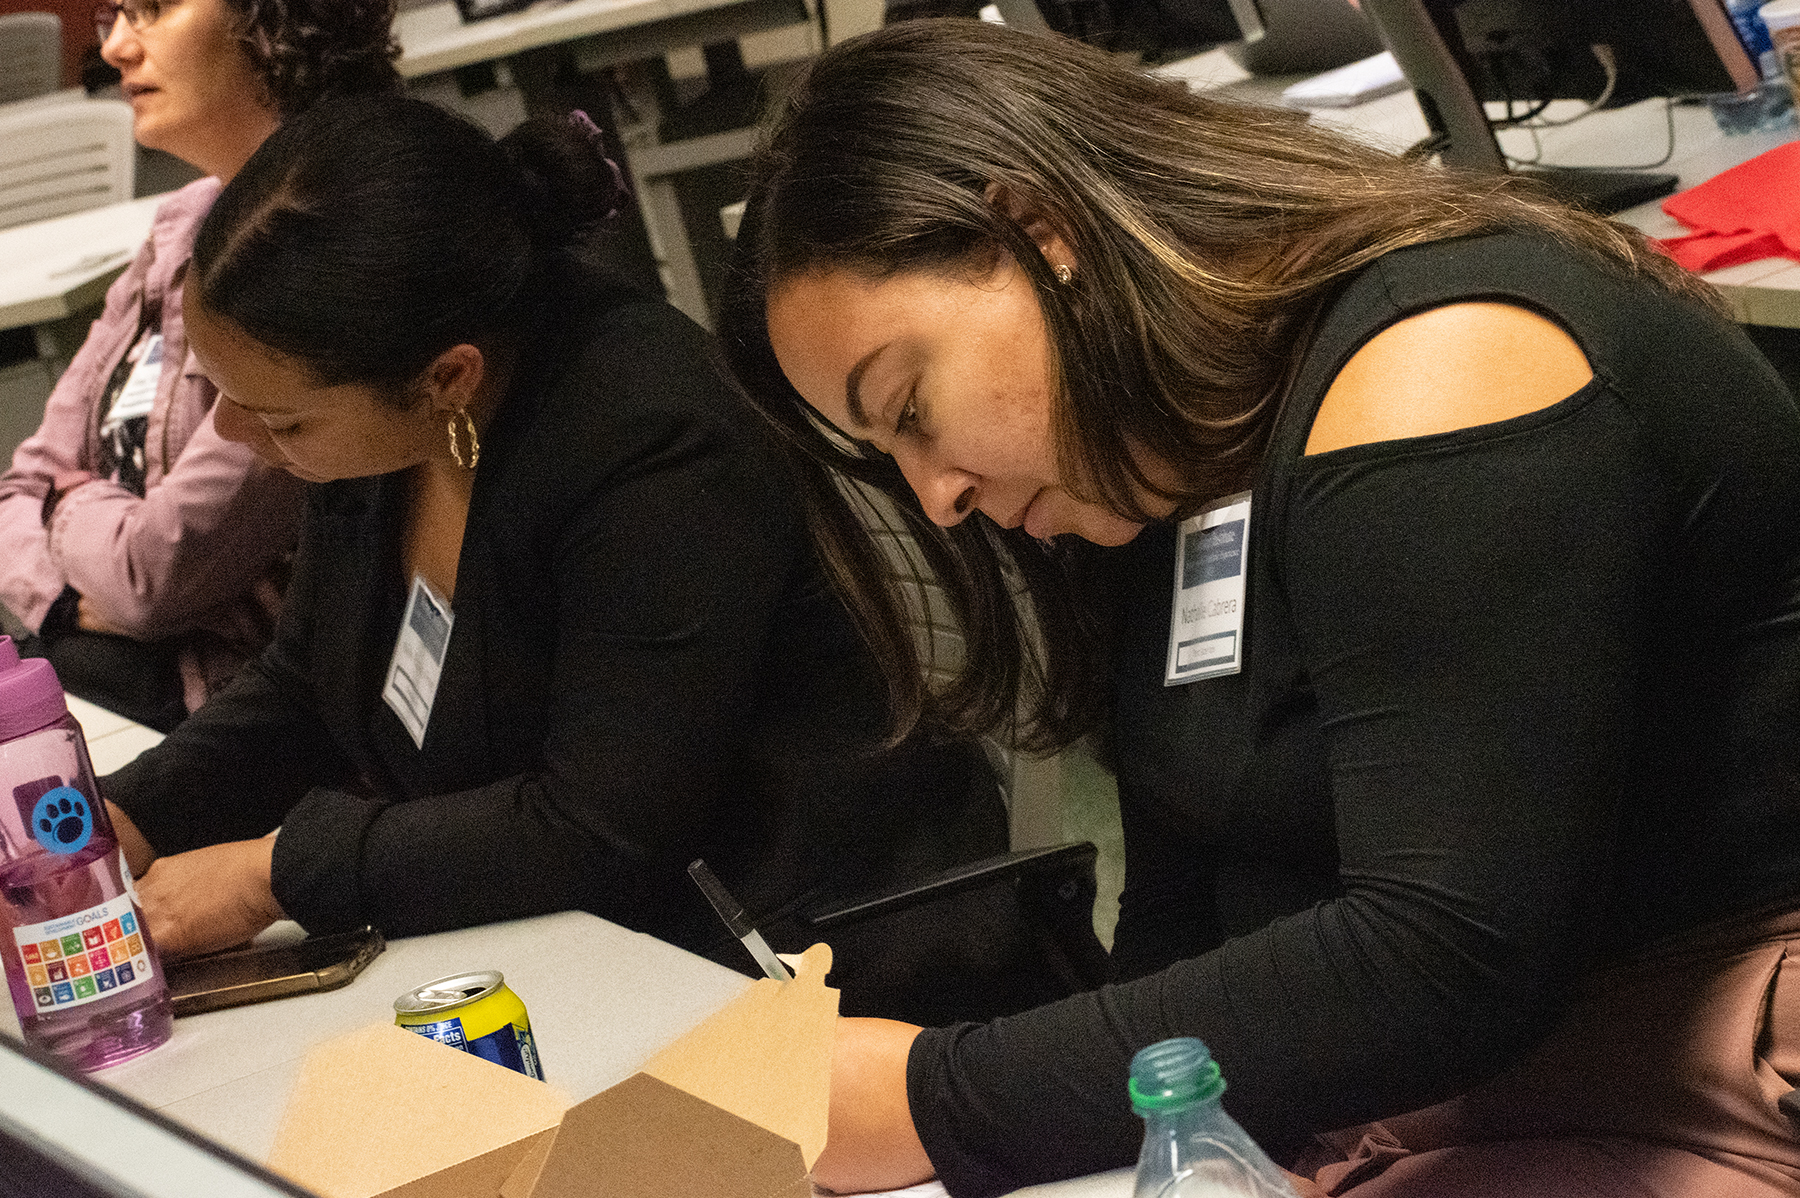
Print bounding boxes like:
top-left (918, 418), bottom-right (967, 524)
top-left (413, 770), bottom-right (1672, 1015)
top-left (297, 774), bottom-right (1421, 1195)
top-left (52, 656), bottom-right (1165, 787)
top-left (394, 970), bottom-right (545, 1080)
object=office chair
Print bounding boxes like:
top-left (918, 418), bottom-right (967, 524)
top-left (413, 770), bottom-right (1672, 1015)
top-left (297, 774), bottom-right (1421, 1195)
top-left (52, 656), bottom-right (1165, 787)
top-left (0, 99), bottom-right (136, 232)
top-left (740, 478), bottom-right (1109, 1026)
top-left (0, 13), bottom-right (62, 106)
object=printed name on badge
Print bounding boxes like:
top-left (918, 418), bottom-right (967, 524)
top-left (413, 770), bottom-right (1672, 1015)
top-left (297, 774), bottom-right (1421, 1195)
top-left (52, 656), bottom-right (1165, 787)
top-left (102, 333), bottom-right (163, 429)
top-left (1165, 491), bottom-right (1251, 685)
top-left (382, 574), bottom-right (454, 749)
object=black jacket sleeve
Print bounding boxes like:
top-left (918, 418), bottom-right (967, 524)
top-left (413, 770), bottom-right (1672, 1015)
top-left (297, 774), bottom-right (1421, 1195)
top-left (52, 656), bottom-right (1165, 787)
top-left (269, 374), bottom-right (818, 936)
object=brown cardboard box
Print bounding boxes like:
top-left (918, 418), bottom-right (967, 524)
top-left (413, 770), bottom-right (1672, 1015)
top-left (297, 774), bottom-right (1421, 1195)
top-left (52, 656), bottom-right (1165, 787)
top-left (267, 944), bottom-right (838, 1198)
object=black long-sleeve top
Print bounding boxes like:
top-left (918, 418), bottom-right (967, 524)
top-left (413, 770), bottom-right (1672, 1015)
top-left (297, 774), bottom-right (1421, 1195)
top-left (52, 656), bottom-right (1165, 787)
top-left (908, 233), bottom-right (1800, 1195)
top-left (104, 286), bottom-right (1002, 979)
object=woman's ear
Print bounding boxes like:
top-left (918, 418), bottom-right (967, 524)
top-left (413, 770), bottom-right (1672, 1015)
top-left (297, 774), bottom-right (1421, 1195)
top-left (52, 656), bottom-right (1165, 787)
top-left (418, 344), bottom-right (486, 414)
top-left (984, 182), bottom-right (1077, 277)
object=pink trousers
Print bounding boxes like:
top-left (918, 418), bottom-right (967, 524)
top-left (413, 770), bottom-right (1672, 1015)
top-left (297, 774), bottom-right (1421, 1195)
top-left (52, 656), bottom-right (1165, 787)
top-left (1295, 906), bottom-right (1800, 1197)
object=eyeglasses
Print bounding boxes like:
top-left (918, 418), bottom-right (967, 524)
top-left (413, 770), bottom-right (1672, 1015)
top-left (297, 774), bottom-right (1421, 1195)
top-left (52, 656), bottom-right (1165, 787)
top-left (93, 0), bottom-right (164, 43)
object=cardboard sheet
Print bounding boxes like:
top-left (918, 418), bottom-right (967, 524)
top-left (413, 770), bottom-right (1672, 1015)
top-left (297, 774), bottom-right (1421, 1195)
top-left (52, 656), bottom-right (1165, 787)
top-left (641, 942), bottom-right (836, 1170)
top-left (267, 943), bottom-right (840, 1198)
top-left (267, 1024), bottom-right (571, 1198)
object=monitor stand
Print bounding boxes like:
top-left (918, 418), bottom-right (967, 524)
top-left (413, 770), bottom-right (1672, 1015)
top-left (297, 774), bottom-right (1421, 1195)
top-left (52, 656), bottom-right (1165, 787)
top-left (1516, 167), bottom-right (1681, 216)
top-left (1362, 0), bottom-right (1684, 218)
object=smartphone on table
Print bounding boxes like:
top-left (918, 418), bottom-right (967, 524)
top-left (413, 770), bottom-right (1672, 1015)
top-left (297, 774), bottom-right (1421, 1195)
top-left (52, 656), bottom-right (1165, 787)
top-left (165, 926), bottom-right (385, 1017)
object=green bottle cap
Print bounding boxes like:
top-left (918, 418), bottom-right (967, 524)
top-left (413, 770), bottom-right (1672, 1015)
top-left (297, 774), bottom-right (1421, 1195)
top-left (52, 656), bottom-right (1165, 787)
top-left (1129, 1037), bottom-right (1226, 1114)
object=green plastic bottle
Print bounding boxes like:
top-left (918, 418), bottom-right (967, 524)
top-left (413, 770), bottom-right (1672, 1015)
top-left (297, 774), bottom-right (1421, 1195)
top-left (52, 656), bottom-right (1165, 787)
top-left (1129, 1038), bottom-right (1297, 1198)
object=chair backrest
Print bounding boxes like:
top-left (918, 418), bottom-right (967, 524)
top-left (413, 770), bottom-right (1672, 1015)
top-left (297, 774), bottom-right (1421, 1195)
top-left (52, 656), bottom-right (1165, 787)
top-left (0, 12), bottom-right (62, 106)
top-left (0, 99), bottom-right (136, 232)
top-left (837, 476), bottom-right (1069, 847)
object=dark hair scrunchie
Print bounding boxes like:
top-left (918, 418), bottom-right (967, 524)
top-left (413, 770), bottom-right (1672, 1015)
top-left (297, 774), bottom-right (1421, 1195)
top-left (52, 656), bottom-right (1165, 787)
top-left (566, 109), bottom-right (631, 221)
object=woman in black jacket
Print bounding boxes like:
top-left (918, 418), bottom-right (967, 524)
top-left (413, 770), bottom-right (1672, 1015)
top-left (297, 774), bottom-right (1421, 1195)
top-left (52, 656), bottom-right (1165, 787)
top-left (103, 95), bottom-right (1006, 1020)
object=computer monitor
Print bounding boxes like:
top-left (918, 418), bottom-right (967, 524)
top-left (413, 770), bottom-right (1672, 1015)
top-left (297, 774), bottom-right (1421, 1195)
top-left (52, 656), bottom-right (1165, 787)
top-left (1448, 0), bottom-right (1758, 109)
top-left (0, 1032), bottom-right (319, 1198)
top-left (1032, 0), bottom-right (1384, 71)
top-left (1361, 0), bottom-right (1760, 213)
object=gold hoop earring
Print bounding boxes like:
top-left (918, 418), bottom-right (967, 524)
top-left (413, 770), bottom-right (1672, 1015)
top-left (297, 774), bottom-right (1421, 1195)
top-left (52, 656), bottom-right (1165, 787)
top-left (1054, 264), bottom-right (1073, 285)
top-left (447, 408), bottom-right (480, 471)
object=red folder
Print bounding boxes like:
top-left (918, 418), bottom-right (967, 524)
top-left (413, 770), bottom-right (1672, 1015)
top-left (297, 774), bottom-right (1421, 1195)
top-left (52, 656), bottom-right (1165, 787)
top-left (1654, 140), bottom-right (1800, 273)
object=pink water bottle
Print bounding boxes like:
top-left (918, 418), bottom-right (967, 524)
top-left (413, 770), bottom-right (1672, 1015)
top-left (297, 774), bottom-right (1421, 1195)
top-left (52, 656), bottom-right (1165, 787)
top-left (0, 636), bottom-right (171, 1069)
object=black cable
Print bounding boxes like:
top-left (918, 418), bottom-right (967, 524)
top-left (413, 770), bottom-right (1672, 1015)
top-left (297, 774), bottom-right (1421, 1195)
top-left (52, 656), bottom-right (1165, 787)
top-left (1502, 96), bottom-right (1677, 174)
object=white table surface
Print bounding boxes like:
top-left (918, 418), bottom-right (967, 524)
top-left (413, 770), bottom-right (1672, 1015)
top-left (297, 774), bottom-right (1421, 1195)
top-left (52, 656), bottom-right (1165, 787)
top-left (0, 192), bottom-right (166, 334)
top-left (6, 697), bottom-right (758, 1173)
top-left (1157, 47), bottom-right (1800, 329)
top-left (69, 692), bottom-right (167, 775)
top-left (31, 695), bottom-right (1116, 1196)
top-left (1, 909), bottom-right (753, 1165)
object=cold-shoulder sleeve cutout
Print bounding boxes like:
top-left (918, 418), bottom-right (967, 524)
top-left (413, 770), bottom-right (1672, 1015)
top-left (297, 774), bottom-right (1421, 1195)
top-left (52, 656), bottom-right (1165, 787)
top-left (1303, 301), bottom-right (1594, 456)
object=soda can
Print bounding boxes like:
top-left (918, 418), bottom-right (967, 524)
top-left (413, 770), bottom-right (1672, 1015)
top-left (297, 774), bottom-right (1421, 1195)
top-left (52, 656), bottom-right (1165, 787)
top-left (394, 970), bottom-right (545, 1080)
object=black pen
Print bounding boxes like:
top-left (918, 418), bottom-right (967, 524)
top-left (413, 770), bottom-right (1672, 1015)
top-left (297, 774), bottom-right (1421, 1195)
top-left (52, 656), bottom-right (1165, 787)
top-left (688, 859), bottom-right (793, 982)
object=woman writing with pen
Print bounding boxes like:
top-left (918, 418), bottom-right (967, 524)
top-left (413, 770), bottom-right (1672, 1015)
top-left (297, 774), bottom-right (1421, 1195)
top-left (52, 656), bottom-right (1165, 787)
top-left (723, 20), bottom-right (1800, 1198)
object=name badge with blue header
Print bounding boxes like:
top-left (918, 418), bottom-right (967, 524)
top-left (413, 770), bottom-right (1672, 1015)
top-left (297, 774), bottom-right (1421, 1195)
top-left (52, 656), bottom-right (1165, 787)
top-left (382, 574), bottom-right (453, 749)
top-left (1165, 491), bottom-right (1251, 685)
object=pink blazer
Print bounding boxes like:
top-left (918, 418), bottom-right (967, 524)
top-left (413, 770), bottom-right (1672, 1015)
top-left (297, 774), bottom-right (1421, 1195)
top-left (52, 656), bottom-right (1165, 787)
top-left (0, 178), bottom-right (304, 711)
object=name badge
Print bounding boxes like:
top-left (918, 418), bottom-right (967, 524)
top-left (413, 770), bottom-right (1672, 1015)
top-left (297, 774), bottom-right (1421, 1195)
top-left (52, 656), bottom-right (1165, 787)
top-left (1165, 491), bottom-right (1251, 685)
top-left (102, 333), bottom-right (162, 430)
top-left (382, 574), bottom-right (454, 749)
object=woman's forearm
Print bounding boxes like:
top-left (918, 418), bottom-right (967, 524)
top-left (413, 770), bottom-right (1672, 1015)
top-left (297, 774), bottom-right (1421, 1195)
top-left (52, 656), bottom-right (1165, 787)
top-left (813, 1017), bottom-right (935, 1194)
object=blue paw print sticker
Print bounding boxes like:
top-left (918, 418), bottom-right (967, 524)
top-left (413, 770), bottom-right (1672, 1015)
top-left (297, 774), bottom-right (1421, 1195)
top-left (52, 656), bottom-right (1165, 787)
top-left (32, 786), bottom-right (93, 855)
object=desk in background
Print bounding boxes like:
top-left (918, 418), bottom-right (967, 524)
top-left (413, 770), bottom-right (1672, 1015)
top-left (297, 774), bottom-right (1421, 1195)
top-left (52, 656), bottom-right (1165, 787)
top-left (0, 192), bottom-right (163, 335)
top-left (393, 0), bottom-right (806, 80)
top-left (394, 0), bottom-right (826, 327)
top-left (1156, 47), bottom-right (1800, 330)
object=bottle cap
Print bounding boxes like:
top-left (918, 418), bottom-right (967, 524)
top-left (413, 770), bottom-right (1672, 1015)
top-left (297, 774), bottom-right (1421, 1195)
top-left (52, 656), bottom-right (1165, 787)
top-left (1129, 1037), bottom-right (1226, 1114)
top-left (0, 635), bottom-right (70, 741)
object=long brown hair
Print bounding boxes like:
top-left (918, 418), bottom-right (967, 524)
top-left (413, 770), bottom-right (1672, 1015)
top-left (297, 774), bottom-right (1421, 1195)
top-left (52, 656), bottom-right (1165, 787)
top-left (720, 18), bottom-right (1722, 751)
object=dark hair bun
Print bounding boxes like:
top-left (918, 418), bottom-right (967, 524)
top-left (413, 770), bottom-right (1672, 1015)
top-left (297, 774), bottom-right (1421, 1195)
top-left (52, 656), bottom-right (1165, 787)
top-left (499, 112), bottom-right (632, 252)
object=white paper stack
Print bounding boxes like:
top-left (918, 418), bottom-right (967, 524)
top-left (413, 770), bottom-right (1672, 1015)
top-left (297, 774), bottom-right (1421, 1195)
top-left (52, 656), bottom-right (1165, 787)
top-left (1282, 51), bottom-right (1408, 108)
